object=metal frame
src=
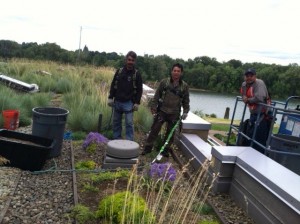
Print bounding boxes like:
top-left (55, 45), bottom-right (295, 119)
top-left (226, 96), bottom-right (300, 157)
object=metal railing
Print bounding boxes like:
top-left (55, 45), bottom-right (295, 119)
top-left (226, 96), bottom-right (300, 156)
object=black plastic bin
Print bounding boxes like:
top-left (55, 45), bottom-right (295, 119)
top-left (32, 107), bottom-right (69, 158)
top-left (268, 134), bottom-right (300, 175)
top-left (0, 129), bottom-right (55, 171)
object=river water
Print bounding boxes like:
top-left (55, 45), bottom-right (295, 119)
top-left (189, 90), bottom-right (299, 120)
top-left (190, 90), bottom-right (244, 119)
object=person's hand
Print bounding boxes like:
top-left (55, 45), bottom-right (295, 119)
top-left (108, 98), bottom-right (114, 107)
top-left (181, 113), bottom-right (188, 120)
top-left (242, 96), bottom-right (248, 103)
top-left (133, 104), bottom-right (139, 111)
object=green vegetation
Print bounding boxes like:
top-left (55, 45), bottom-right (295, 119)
top-left (89, 169), bottom-right (131, 183)
top-left (70, 204), bottom-right (96, 224)
top-left (71, 131), bottom-right (87, 140)
top-left (193, 203), bottom-right (215, 215)
top-left (82, 183), bottom-right (99, 193)
top-left (198, 220), bottom-right (220, 224)
top-left (1, 40), bottom-right (300, 99)
top-left (0, 85), bottom-right (51, 127)
top-left (0, 57), bottom-right (262, 223)
top-left (72, 161), bottom-right (217, 224)
top-left (211, 123), bottom-right (230, 132)
top-left (75, 160), bottom-right (97, 170)
top-left (0, 59), bottom-right (152, 136)
top-left (96, 191), bottom-right (155, 224)
top-left (85, 142), bottom-right (98, 153)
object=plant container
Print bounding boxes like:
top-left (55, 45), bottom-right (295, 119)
top-left (0, 129), bottom-right (55, 171)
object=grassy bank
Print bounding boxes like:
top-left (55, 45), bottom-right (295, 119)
top-left (203, 117), bottom-right (236, 132)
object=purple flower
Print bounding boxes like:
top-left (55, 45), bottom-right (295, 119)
top-left (149, 163), bottom-right (176, 182)
top-left (82, 132), bottom-right (108, 149)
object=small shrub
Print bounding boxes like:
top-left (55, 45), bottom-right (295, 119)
top-left (75, 160), bottom-right (96, 170)
top-left (82, 132), bottom-right (108, 153)
top-left (85, 142), bottom-right (98, 153)
top-left (83, 132), bottom-right (108, 149)
top-left (71, 204), bottom-right (95, 224)
top-left (72, 131), bottom-right (87, 140)
top-left (143, 163), bottom-right (177, 192)
top-left (96, 191), bottom-right (155, 224)
top-left (102, 129), bottom-right (113, 140)
top-left (193, 110), bottom-right (205, 118)
top-left (213, 133), bottom-right (226, 143)
top-left (55, 77), bottom-right (73, 93)
top-left (193, 203), bottom-right (214, 215)
top-left (149, 162), bottom-right (176, 182)
top-left (210, 113), bottom-right (217, 118)
top-left (82, 183), bottom-right (99, 192)
top-left (89, 169), bottom-right (130, 183)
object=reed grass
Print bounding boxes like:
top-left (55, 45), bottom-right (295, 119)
top-left (95, 160), bottom-right (217, 224)
top-left (73, 159), bottom-right (218, 224)
top-left (2, 59), bottom-right (219, 223)
top-left (0, 59), bottom-right (152, 134)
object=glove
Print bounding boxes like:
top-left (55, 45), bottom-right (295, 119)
top-left (133, 104), bottom-right (139, 111)
top-left (108, 98), bottom-right (114, 107)
top-left (181, 113), bottom-right (188, 120)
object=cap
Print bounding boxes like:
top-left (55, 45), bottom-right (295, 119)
top-left (244, 68), bottom-right (256, 76)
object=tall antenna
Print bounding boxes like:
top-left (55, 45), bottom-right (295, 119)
top-left (78, 26), bottom-right (82, 61)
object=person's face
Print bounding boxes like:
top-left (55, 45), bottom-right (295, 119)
top-left (244, 73), bottom-right (256, 84)
top-left (171, 66), bottom-right (182, 82)
top-left (126, 56), bottom-right (136, 70)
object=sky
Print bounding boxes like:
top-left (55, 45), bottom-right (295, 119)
top-left (1, 0), bottom-right (300, 65)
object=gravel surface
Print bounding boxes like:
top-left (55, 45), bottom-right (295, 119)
top-left (0, 126), bottom-right (255, 224)
top-left (171, 142), bottom-right (255, 224)
top-left (0, 168), bottom-right (21, 218)
top-left (0, 127), bottom-right (74, 224)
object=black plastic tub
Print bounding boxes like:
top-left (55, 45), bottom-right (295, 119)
top-left (0, 129), bottom-right (55, 171)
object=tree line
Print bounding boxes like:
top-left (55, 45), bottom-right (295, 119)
top-left (1, 40), bottom-right (299, 99)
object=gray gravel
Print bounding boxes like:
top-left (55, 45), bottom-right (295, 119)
top-left (0, 127), bottom-right (74, 224)
top-left (1, 126), bottom-right (255, 224)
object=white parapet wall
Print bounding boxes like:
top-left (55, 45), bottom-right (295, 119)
top-left (142, 84), bottom-right (155, 102)
top-left (181, 112), bottom-right (211, 140)
top-left (178, 123), bottom-right (300, 223)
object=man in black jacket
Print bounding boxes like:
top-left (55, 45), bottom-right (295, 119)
top-left (108, 51), bottom-right (143, 141)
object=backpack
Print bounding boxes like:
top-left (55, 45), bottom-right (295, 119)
top-left (113, 67), bottom-right (138, 95)
top-left (159, 78), bottom-right (186, 101)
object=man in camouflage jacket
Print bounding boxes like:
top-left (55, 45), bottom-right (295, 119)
top-left (142, 63), bottom-right (190, 157)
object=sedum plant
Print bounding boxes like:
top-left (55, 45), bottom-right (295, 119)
top-left (96, 191), bottom-right (155, 224)
top-left (75, 160), bottom-right (96, 170)
top-left (71, 204), bottom-right (96, 224)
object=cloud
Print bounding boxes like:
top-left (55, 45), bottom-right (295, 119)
top-left (1, 0), bottom-right (300, 65)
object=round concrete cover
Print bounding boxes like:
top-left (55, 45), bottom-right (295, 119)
top-left (107, 140), bottom-right (139, 159)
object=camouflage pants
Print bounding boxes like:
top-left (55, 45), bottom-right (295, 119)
top-left (144, 111), bottom-right (180, 151)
